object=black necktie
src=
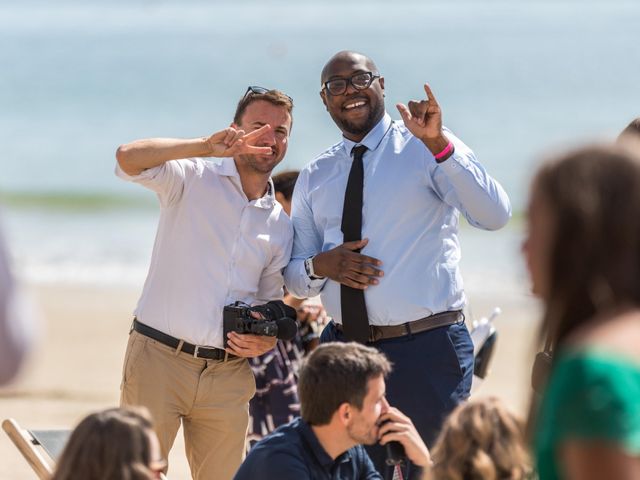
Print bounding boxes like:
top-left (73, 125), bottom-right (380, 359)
top-left (340, 145), bottom-right (370, 343)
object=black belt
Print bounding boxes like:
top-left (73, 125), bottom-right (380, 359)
top-left (335, 310), bottom-right (464, 343)
top-left (132, 319), bottom-right (234, 361)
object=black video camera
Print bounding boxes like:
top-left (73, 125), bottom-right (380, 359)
top-left (222, 300), bottom-right (298, 349)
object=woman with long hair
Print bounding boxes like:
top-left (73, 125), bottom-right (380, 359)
top-left (52, 406), bottom-right (166, 480)
top-left (523, 144), bottom-right (640, 479)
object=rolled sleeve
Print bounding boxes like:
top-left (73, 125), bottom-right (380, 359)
top-left (115, 158), bottom-right (204, 207)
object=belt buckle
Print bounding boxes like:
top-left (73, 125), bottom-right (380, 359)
top-left (369, 326), bottom-right (384, 343)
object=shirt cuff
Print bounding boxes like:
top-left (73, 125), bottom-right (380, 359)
top-left (435, 149), bottom-right (469, 176)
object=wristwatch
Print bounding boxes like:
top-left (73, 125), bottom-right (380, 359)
top-left (304, 256), bottom-right (323, 280)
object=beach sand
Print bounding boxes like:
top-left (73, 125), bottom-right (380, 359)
top-left (0, 284), bottom-right (540, 480)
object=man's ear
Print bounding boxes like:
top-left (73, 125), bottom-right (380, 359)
top-left (380, 77), bottom-right (385, 97)
top-left (320, 90), bottom-right (329, 111)
top-left (337, 403), bottom-right (352, 425)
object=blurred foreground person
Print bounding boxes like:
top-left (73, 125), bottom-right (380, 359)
top-left (52, 407), bottom-right (166, 480)
top-left (523, 145), bottom-right (640, 480)
top-left (236, 342), bottom-right (430, 480)
top-left (428, 397), bottom-right (531, 480)
top-left (0, 215), bottom-right (35, 385)
top-left (618, 117), bottom-right (640, 142)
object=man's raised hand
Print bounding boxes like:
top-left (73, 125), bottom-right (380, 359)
top-left (396, 84), bottom-right (443, 142)
top-left (204, 125), bottom-right (273, 158)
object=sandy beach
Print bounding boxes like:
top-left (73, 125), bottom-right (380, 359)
top-left (0, 284), bottom-right (540, 479)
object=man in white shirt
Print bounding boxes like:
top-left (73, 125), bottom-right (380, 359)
top-left (115, 87), bottom-right (294, 480)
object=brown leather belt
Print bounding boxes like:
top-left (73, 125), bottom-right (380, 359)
top-left (335, 310), bottom-right (464, 343)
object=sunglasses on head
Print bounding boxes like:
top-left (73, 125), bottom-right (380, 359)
top-left (243, 86), bottom-right (293, 103)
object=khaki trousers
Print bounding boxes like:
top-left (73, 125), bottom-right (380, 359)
top-left (120, 330), bottom-right (256, 480)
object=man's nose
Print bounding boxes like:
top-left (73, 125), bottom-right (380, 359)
top-left (345, 82), bottom-right (358, 96)
top-left (259, 129), bottom-right (276, 146)
top-left (381, 396), bottom-right (390, 413)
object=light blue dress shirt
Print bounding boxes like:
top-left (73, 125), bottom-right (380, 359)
top-left (283, 113), bottom-right (511, 326)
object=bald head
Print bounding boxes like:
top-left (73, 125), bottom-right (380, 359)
top-left (319, 50), bottom-right (385, 142)
top-left (321, 51), bottom-right (379, 84)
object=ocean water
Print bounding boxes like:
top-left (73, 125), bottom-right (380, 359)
top-left (1, 0), bottom-right (639, 293)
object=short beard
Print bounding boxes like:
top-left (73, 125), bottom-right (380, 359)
top-left (335, 102), bottom-right (384, 139)
top-left (237, 153), bottom-right (277, 175)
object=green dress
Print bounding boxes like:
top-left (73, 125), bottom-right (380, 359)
top-left (534, 349), bottom-right (640, 480)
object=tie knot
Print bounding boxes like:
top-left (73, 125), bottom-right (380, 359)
top-left (352, 145), bottom-right (368, 159)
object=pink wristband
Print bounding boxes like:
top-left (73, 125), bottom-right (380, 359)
top-left (433, 141), bottom-right (454, 161)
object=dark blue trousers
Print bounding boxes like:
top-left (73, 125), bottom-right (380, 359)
top-left (320, 320), bottom-right (474, 480)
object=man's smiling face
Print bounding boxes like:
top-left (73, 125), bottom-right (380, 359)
top-left (320, 52), bottom-right (385, 142)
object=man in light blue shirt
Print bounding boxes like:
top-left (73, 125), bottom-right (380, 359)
top-left (284, 51), bottom-right (510, 478)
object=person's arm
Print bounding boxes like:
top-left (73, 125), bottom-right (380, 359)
top-left (284, 170), bottom-right (383, 295)
top-left (397, 84), bottom-right (511, 230)
top-left (561, 441), bottom-right (640, 480)
top-left (116, 125), bottom-right (273, 176)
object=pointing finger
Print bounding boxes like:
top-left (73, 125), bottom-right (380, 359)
top-left (423, 83), bottom-right (438, 105)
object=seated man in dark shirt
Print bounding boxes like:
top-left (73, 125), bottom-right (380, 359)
top-left (234, 342), bottom-right (430, 479)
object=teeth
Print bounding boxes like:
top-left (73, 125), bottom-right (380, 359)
top-left (345, 101), bottom-right (366, 110)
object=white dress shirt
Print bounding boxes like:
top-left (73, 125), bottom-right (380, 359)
top-left (284, 113), bottom-right (511, 326)
top-left (116, 157), bottom-right (293, 348)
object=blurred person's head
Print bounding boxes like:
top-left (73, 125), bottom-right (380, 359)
top-left (429, 397), bottom-right (531, 480)
top-left (522, 144), bottom-right (640, 348)
top-left (52, 406), bottom-right (166, 480)
top-left (298, 342), bottom-right (391, 446)
top-left (618, 117), bottom-right (640, 143)
top-left (231, 87), bottom-right (293, 176)
top-left (272, 170), bottom-right (299, 216)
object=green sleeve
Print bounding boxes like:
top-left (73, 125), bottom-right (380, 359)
top-left (547, 353), bottom-right (640, 454)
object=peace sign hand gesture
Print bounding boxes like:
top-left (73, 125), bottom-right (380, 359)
top-left (204, 125), bottom-right (273, 158)
top-left (396, 83), bottom-right (444, 141)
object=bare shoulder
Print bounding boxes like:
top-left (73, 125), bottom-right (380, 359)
top-left (569, 309), bottom-right (640, 365)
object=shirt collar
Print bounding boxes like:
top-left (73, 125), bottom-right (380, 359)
top-left (298, 419), bottom-right (353, 471)
top-left (342, 112), bottom-right (392, 157)
top-left (210, 157), bottom-right (275, 209)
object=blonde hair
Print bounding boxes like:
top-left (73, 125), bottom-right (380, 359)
top-left (428, 397), bottom-right (531, 480)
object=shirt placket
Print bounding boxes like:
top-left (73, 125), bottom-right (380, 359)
top-left (226, 204), bottom-right (249, 301)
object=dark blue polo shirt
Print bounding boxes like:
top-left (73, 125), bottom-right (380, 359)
top-left (234, 417), bottom-right (382, 480)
